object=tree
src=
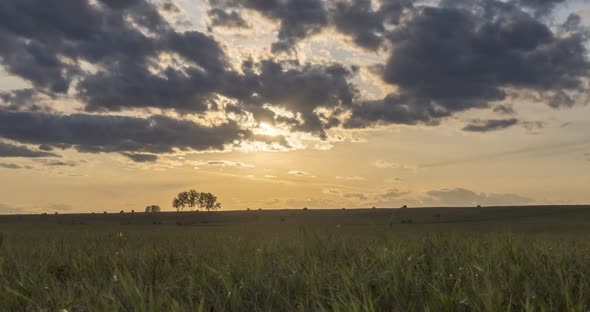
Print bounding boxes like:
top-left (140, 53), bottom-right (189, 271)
top-left (188, 190), bottom-right (199, 211)
top-left (173, 190), bottom-right (221, 212)
top-left (172, 197), bottom-right (183, 211)
top-left (145, 205), bottom-right (161, 213)
top-left (201, 192), bottom-right (221, 211)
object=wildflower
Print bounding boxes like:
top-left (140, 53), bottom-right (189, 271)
top-left (112, 274), bottom-right (118, 282)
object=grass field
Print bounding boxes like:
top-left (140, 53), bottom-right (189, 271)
top-left (2, 205), bottom-right (590, 311)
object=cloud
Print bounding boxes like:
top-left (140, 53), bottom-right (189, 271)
top-left (203, 160), bottom-right (255, 168)
top-left (346, 1), bottom-right (589, 128)
top-left (0, 163), bottom-right (21, 169)
top-left (462, 118), bottom-right (520, 132)
top-left (426, 188), bottom-right (533, 206)
top-left (122, 153), bottom-right (159, 163)
top-left (0, 141), bottom-right (57, 158)
top-left (288, 170), bottom-right (314, 177)
top-left (208, 8), bottom-right (249, 29)
top-left (0, 0), bottom-right (361, 142)
top-left (0, 0), bottom-right (234, 114)
top-left (0, 0), bottom-right (171, 93)
top-left (0, 109), bottom-right (255, 155)
top-left (493, 105), bottom-right (516, 115)
top-left (211, 0), bottom-right (329, 53)
top-left (514, 0), bottom-right (565, 17)
top-left (212, 0), bottom-right (412, 52)
top-left (0, 0), bottom-right (588, 156)
top-left (0, 89), bottom-right (54, 112)
top-left (35, 159), bottom-right (77, 167)
top-left (232, 60), bottom-right (358, 137)
top-left (332, 0), bottom-right (411, 51)
top-left (379, 189), bottom-right (411, 199)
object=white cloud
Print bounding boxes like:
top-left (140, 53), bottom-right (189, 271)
top-left (288, 170), bottom-right (315, 177)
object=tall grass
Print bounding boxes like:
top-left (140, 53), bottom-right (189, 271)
top-left (1, 225), bottom-right (589, 311)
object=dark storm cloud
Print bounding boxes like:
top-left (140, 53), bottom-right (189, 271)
top-left (347, 1), bottom-right (589, 128)
top-left (210, 0), bottom-right (329, 53)
top-left (0, 0), bottom-right (230, 113)
top-left (0, 0), bottom-right (588, 151)
top-left (38, 144), bottom-right (53, 151)
top-left (493, 105), bottom-right (516, 115)
top-left (122, 152), bottom-right (159, 163)
top-left (462, 118), bottom-right (519, 132)
top-left (211, 0), bottom-right (414, 52)
top-left (332, 0), bottom-right (385, 51)
top-left (34, 159), bottom-right (77, 167)
top-left (241, 60), bottom-right (357, 136)
top-left (0, 0), bottom-right (355, 138)
top-left (332, 0), bottom-right (412, 51)
top-left (0, 88), bottom-right (57, 113)
top-left (0, 141), bottom-right (57, 158)
top-left (220, 59), bottom-right (358, 137)
top-left (77, 28), bottom-right (229, 112)
top-left (0, 109), bottom-right (252, 154)
top-left (513, 0), bottom-right (565, 16)
top-left (208, 8), bottom-right (249, 29)
top-left (0, 0), bottom-right (166, 93)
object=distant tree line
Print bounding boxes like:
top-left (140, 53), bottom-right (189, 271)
top-left (173, 190), bottom-right (221, 212)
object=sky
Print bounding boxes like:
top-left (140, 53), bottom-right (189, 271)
top-left (0, 0), bottom-right (589, 213)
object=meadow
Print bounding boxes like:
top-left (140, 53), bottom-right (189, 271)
top-left (1, 206), bottom-right (590, 311)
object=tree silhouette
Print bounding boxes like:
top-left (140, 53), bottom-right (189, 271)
top-left (173, 190), bottom-right (221, 212)
top-left (145, 205), bottom-right (161, 213)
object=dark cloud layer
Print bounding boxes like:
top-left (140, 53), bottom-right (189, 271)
top-left (210, 0), bottom-right (329, 52)
top-left (122, 152), bottom-right (159, 163)
top-left (0, 0), bottom-right (228, 113)
top-left (0, 0), bottom-right (588, 160)
top-left (463, 118), bottom-right (520, 132)
top-left (0, 141), bottom-right (57, 158)
top-left (514, 0), bottom-right (565, 16)
top-left (238, 60), bottom-right (357, 136)
top-left (208, 8), bottom-right (249, 29)
top-left (0, 109), bottom-right (251, 154)
top-left (347, 1), bottom-right (589, 127)
top-left (332, 0), bottom-right (412, 50)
